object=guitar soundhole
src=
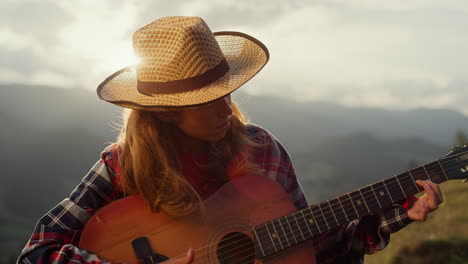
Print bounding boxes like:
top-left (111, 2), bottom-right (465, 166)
top-left (216, 232), bottom-right (255, 264)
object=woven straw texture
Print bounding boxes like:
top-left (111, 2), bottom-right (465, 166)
top-left (98, 17), bottom-right (269, 109)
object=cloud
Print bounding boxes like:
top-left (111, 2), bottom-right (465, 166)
top-left (0, 0), bottom-right (141, 90)
top-left (0, 47), bottom-right (46, 75)
top-left (1, 0), bottom-right (468, 115)
top-left (327, 0), bottom-right (468, 12)
top-left (238, 2), bottom-right (468, 113)
top-left (177, 0), bottom-right (287, 29)
top-left (136, 0), bottom-right (296, 29)
top-left (0, 0), bottom-right (72, 47)
top-left (0, 0), bottom-right (74, 86)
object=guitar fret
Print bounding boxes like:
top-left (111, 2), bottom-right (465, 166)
top-left (337, 197), bottom-right (350, 222)
top-left (402, 172), bottom-right (419, 196)
top-left (311, 206), bottom-right (324, 233)
top-left (408, 170), bottom-right (421, 192)
top-left (329, 199), bottom-right (348, 227)
top-left (395, 175), bottom-right (407, 197)
top-left (323, 202), bottom-right (339, 227)
top-left (348, 192), bottom-right (360, 218)
top-left (384, 178), bottom-right (406, 202)
top-left (253, 228), bottom-right (266, 257)
top-left (294, 211), bottom-right (312, 240)
top-left (269, 221), bottom-right (284, 250)
top-left (327, 200), bottom-right (339, 225)
top-left (301, 210), bottom-right (313, 237)
top-left (285, 215), bottom-right (298, 244)
top-left (278, 216), bottom-right (291, 247)
top-left (437, 160), bottom-right (449, 180)
top-left (362, 186), bottom-right (379, 212)
top-left (306, 208), bottom-right (320, 235)
top-left (338, 195), bottom-right (358, 220)
top-left (422, 165), bottom-right (432, 181)
top-left (370, 185), bottom-right (382, 208)
top-left (373, 181), bottom-right (391, 209)
top-left (265, 222), bottom-right (278, 252)
top-left (352, 190), bottom-right (369, 217)
top-left (358, 189), bottom-right (371, 214)
top-left (293, 213), bottom-right (306, 240)
top-left (318, 204), bottom-right (331, 230)
top-left (271, 219), bottom-right (285, 248)
top-left (383, 182), bottom-right (394, 203)
top-left (425, 161), bottom-right (449, 184)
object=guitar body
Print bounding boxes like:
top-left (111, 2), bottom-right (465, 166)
top-left (80, 175), bottom-right (316, 263)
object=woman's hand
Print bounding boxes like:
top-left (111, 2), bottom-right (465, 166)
top-left (163, 248), bottom-right (194, 264)
top-left (407, 180), bottom-right (444, 221)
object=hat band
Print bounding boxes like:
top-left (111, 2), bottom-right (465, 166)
top-left (137, 59), bottom-right (230, 95)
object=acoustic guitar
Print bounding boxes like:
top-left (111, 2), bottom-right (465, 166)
top-left (79, 146), bottom-right (468, 263)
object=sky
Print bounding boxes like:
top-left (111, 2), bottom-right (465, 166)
top-left (2, 0), bottom-right (468, 114)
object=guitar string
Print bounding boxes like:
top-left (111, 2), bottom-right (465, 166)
top-left (270, 153), bottom-right (460, 230)
top-left (247, 155), bottom-right (457, 258)
top-left (233, 154), bottom-right (464, 260)
top-left (246, 157), bottom-right (458, 254)
top-left (213, 156), bottom-right (456, 250)
top-left (161, 152), bottom-right (465, 262)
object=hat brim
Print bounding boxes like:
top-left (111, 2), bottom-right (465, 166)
top-left (97, 32), bottom-right (269, 109)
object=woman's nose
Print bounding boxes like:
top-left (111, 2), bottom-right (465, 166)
top-left (217, 95), bottom-right (233, 116)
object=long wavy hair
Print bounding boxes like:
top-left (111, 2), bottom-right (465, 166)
top-left (116, 101), bottom-right (261, 217)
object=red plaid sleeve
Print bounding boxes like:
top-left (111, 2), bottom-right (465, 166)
top-left (18, 144), bottom-right (125, 264)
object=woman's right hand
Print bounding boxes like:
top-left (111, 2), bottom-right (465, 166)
top-left (162, 248), bottom-right (194, 264)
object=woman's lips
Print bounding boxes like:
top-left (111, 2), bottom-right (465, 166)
top-left (217, 120), bottom-right (231, 130)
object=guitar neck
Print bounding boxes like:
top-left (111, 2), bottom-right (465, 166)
top-left (253, 157), bottom-right (454, 258)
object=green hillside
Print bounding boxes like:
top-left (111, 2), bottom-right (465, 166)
top-left (366, 180), bottom-right (468, 264)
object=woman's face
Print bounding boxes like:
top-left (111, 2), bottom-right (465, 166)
top-left (176, 95), bottom-right (233, 143)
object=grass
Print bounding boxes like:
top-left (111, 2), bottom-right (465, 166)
top-left (365, 180), bottom-right (468, 264)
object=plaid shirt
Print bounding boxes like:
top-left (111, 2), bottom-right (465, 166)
top-left (18, 124), bottom-right (413, 264)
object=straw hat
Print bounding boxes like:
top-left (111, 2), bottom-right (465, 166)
top-left (97, 16), bottom-right (269, 109)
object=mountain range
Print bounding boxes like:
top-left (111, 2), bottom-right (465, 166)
top-left (1, 83), bottom-right (465, 224)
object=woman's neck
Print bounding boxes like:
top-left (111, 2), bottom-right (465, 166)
top-left (179, 134), bottom-right (209, 154)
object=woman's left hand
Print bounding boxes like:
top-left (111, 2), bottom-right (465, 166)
top-left (407, 180), bottom-right (444, 221)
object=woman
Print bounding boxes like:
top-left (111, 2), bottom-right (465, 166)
top-left (18, 16), bottom-right (443, 264)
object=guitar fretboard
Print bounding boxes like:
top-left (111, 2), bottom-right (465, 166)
top-left (253, 157), bottom-right (453, 258)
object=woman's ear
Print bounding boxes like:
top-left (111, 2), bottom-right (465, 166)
top-left (154, 111), bottom-right (179, 123)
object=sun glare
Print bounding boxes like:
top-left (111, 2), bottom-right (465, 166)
top-left (54, 1), bottom-right (139, 87)
top-left (94, 45), bottom-right (139, 75)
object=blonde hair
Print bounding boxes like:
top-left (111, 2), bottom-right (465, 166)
top-left (116, 102), bottom-right (261, 217)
